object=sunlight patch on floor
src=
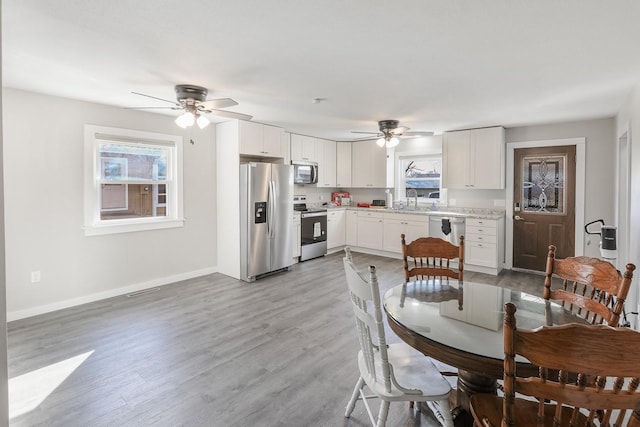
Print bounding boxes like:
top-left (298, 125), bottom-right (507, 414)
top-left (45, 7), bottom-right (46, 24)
top-left (9, 350), bottom-right (94, 419)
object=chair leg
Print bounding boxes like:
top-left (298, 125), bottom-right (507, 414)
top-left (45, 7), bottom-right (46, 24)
top-left (345, 376), bottom-right (365, 417)
top-left (376, 400), bottom-right (390, 427)
top-left (426, 399), bottom-right (454, 427)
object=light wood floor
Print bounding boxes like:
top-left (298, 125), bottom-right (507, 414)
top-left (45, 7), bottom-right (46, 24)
top-left (7, 252), bottom-right (542, 427)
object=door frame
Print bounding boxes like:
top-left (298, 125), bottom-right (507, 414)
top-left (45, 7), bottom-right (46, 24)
top-left (505, 138), bottom-right (586, 269)
top-left (616, 123), bottom-right (631, 272)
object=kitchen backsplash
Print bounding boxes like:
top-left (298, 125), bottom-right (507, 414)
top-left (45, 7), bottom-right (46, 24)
top-left (296, 185), bottom-right (507, 211)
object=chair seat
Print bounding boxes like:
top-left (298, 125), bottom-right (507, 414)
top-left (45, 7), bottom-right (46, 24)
top-left (359, 343), bottom-right (452, 402)
top-left (470, 393), bottom-right (589, 427)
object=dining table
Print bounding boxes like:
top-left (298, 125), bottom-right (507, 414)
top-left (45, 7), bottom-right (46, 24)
top-left (383, 278), bottom-right (588, 425)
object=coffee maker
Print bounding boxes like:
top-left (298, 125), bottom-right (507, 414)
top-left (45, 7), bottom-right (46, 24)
top-left (585, 219), bottom-right (617, 260)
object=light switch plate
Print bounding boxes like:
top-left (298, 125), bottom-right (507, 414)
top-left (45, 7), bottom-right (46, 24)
top-left (494, 199), bottom-right (506, 207)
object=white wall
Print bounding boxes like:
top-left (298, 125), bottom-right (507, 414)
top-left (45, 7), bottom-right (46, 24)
top-left (3, 89), bottom-right (217, 320)
top-left (616, 84), bottom-right (640, 327)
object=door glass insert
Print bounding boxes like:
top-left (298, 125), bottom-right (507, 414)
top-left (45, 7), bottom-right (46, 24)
top-left (521, 155), bottom-right (566, 214)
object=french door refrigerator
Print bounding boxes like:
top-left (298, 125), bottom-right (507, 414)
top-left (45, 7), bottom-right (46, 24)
top-left (240, 162), bottom-right (294, 282)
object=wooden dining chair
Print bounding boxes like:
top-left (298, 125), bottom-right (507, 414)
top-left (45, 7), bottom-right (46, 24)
top-left (470, 302), bottom-right (640, 427)
top-left (544, 245), bottom-right (636, 326)
top-left (342, 248), bottom-right (454, 427)
top-left (401, 235), bottom-right (464, 283)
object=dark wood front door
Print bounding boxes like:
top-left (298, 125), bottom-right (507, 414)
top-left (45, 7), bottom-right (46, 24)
top-left (513, 146), bottom-right (576, 271)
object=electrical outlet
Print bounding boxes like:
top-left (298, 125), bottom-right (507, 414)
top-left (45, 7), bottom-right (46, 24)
top-left (319, 195), bottom-right (324, 201)
top-left (31, 270), bottom-right (41, 283)
top-left (449, 199), bottom-right (456, 206)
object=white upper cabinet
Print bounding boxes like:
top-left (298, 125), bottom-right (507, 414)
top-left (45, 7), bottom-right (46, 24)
top-left (442, 126), bottom-right (505, 189)
top-left (316, 139), bottom-right (337, 187)
top-left (238, 121), bottom-right (285, 158)
top-left (290, 134), bottom-right (318, 162)
top-left (351, 141), bottom-right (390, 188)
top-left (336, 142), bottom-right (352, 188)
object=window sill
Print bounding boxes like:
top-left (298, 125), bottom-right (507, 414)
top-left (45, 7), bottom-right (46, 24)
top-left (83, 218), bottom-right (184, 236)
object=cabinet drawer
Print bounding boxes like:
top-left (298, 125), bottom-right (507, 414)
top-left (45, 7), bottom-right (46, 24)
top-left (467, 218), bottom-right (497, 228)
top-left (466, 241), bottom-right (498, 268)
top-left (466, 225), bottom-right (497, 236)
top-left (465, 232), bottom-right (497, 244)
top-left (358, 210), bottom-right (385, 219)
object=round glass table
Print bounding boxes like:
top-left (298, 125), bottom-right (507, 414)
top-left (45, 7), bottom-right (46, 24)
top-left (383, 279), bottom-right (585, 412)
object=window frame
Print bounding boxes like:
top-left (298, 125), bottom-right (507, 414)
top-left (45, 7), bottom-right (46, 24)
top-left (395, 152), bottom-right (446, 207)
top-left (83, 125), bottom-right (184, 236)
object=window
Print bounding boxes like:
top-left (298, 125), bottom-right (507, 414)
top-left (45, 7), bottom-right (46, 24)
top-left (84, 125), bottom-right (184, 236)
top-left (396, 154), bottom-right (443, 204)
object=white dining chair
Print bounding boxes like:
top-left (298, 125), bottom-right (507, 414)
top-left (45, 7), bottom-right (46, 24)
top-left (342, 248), bottom-right (454, 427)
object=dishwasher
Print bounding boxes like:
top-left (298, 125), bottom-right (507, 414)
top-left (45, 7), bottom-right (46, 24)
top-left (429, 215), bottom-right (465, 244)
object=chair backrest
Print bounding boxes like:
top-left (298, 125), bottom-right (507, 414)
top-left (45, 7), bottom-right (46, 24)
top-left (401, 235), bottom-right (464, 282)
top-left (502, 302), bottom-right (640, 427)
top-left (343, 248), bottom-right (392, 393)
top-left (544, 245), bottom-right (636, 326)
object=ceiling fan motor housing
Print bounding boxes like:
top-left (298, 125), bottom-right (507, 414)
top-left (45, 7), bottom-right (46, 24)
top-left (175, 84), bottom-right (208, 102)
top-left (378, 120), bottom-right (399, 132)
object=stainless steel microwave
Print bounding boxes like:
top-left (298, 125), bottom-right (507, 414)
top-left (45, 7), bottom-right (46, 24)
top-left (292, 161), bottom-right (318, 184)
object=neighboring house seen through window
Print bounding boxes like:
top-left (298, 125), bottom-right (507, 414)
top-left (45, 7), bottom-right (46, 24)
top-left (84, 125), bottom-right (184, 236)
top-left (397, 155), bottom-right (443, 204)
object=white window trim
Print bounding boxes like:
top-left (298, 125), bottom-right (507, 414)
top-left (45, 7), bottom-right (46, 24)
top-left (394, 150), bottom-right (447, 207)
top-left (84, 125), bottom-right (184, 236)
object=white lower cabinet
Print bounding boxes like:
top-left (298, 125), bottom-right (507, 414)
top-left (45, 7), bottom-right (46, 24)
top-left (292, 212), bottom-right (301, 259)
top-left (465, 217), bottom-right (504, 273)
top-left (383, 214), bottom-right (429, 253)
top-left (356, 211), bottom-right (384, 250)
top-left (345, 210), bottom-right (358, 246)
top-left (327, 210), bottom-right (346, 249)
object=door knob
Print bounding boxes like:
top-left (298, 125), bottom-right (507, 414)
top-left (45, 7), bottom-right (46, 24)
top-left (514, 215), bottom-right (525, 221)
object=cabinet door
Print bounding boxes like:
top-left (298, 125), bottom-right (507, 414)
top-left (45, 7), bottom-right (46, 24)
top-left (404, 219), bottom-right (429, 245)
top-left (351, 141), bottom-right (370, 188)
top-left (443, 130), bottom-right (470, 188)
top-left (370, 144), bottom-right (388, 188)
top-left (262, 124), bottom-right (284, 157)
top-left (357, 215), bottom-right (384, 249)
top-left (317, 139), bottom-right (336, 188)
top-left (383, 218), bottom-right (405, 253)
top-left (472, 127), bottom-right (505, 189)
top-left (239, 120), bottom-right (264, 156)
top-left (336, 142), bottom-right (352, 187)
top-left (290, 134), bottom-right (317, 162)
top-left (327, 210), bottom-right (345, 249)
top-left (346, 210), bottom-right (358, 246)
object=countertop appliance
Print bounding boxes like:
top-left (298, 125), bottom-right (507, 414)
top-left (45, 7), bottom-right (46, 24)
top-left (429, 215), bottom-right (465, 245)
top-left (240, 162), bottom-right (294, 282)
top-left (291, 161), bottom-right (318, 184)
top-left (293, 196), bottom-right (327, 261)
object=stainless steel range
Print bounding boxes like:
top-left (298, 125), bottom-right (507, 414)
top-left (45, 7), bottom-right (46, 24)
top-left (293, 195), bottom-right (327, 261)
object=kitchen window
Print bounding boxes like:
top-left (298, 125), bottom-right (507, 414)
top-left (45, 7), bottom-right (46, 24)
top-left (84, 125), bottom-right (184, 236)
top-left (396, 154), bottom-right (443, 204)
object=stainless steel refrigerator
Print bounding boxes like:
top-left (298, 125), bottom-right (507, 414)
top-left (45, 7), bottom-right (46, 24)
top-left (240, 162), bottom-right (294, 282)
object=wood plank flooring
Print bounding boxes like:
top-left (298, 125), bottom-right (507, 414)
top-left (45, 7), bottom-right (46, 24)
top-left (7, 252), bottom-right (541, 427)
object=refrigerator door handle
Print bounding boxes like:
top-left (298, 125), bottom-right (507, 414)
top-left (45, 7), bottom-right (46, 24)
top-left (268, 180), bottom-right (275, 239)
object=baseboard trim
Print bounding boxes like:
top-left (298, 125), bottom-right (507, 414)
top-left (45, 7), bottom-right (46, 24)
top-left (7, 267), bottom-right (219, 322)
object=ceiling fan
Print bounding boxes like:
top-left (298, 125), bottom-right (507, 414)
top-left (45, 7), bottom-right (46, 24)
top-left (352, 120), bottom-right (433, 147)
top-left (128, 84), bottom-right (253, 129)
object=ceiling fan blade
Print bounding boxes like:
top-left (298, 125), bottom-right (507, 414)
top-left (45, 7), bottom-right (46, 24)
top-left (198, 98), bottom-right (239, 109)
top-left (402, 131), bottom-right (435, 137)
top-left (205, 109), bottom-right (253, 120)
top-left (124, 106), bottom-right (180, 110)
top-left (390, 126), bottom-right (410, 135)
top-left (351, 131), bottom-right (381, 135)
top-left (131, 91), bottom-right (180, 106)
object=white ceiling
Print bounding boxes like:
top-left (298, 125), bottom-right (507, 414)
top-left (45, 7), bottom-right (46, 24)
top-left (4, 1), bottom-right (640, 140)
